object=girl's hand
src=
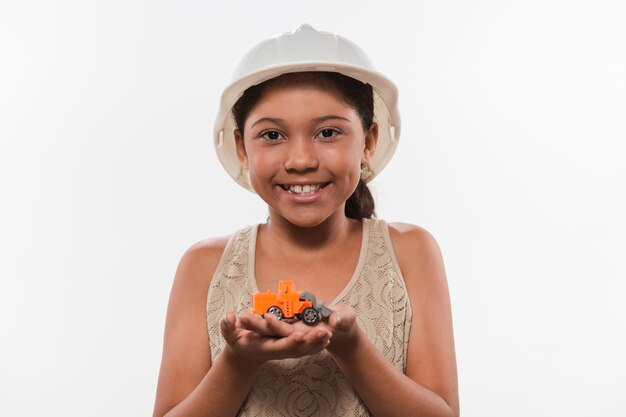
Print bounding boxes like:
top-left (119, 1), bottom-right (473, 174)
top-left (325, 304), bottom-right (359, 355)
top-left (237, 305), bottom-right (359, 357)
top-left (219, 311), bottom-right (332, 367)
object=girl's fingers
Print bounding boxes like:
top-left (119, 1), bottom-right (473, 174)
top-left (238, 311), bottom-right (277, 336)
top-left (268, 331), bottom-right (328, 356)
top-left (227, 310), bottom-right (334, 359)
top-left (301, 327), bottom-right (332, 345)
top-left (219, 312), bottom-right (238, 344)
top-left (264, 313), bottom-right (297, 337)
top-left (328, 305), bottom-right (356, 332)
top-left (262, 314), bottom-right (332, 348)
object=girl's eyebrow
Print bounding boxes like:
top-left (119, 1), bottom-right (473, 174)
top-left (250, 117), bottom-right (285, 129)
top-left (250, 115), bottom-right (351, 129)
top-left (311, 115), bottom-right (351, 124)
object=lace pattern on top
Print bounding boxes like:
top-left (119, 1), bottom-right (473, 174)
top-left (206, 219), bottom-right (412, 417)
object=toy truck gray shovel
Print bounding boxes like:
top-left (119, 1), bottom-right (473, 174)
top-left (299, 292), bottom-right (334, 323)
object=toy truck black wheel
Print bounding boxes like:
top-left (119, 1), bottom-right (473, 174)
top-left (266, 306), bottom-right (284, 320)
top-left (301, 307), bottom-right (321, 324)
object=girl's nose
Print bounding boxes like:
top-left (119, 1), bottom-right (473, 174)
top-left (284, 137), bottom-right (319, 172)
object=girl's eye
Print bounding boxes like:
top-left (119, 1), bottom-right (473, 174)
top-left (260, 130), bottom-right (283, 141)
top-left (318, 128), bottom-right (340, 139)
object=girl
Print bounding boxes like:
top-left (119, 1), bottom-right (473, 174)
top-left (153, 24), bottom-right (458, 417)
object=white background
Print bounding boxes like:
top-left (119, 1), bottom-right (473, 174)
top-left (1, 1), bottom-right (625, 416)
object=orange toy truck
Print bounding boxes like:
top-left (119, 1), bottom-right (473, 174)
top-left (251, 280), bottom-right (333, 325)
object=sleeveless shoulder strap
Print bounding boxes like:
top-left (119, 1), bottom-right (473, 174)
top-left (338, 218), bottom-right (412, 372)
top-left (206, 224), bottom-right (257, 360)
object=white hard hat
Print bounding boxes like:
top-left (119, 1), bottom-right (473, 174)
top-left (214, 24), bottom-right (401, 192)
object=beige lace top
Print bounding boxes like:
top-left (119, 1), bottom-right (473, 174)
top-left (206, 218), bottom-right (412, 416)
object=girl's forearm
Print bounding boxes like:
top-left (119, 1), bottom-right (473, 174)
top-left (328, 329), bottom-right (456, 417)
top-left (161, 348), bottom-right (261, 417)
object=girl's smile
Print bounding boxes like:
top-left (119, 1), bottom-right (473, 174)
top-left (277, 182), bottom-right (329, 195)
top-left (275, 181), bottom-right (332, 204)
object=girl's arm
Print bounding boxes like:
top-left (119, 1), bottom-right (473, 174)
top-left (327, 223), bottom-right (459, 417)
top-left (152, 238), bottom-right (259, 417)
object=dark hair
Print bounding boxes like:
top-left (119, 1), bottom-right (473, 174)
top-left (232, 72), bottom-right (376, 220)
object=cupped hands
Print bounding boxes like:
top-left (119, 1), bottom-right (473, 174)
top-left (219, 304), bottom-right (359, 367)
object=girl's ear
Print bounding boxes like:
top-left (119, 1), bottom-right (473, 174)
top-left (234, 129), bottom-right (249, 169)
top-left (361, 123), bottom-right (378, 163)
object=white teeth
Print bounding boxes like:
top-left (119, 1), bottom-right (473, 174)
top-left (286, 184), bottom-right (322, 195)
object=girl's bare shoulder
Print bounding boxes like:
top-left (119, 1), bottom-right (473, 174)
top-left (385, 222), bottom-right (446, 288)
top-left (184, 235), bottom-right (231, 264)
top-left (175, 235), bottom-right (231, 287)
top-left (386, 222), bottom-right (442, 258)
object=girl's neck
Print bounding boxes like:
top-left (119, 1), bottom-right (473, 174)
top-left (254, 209), bottom-right (365, 301)
top-left (262, 210), bottom-right (358, 251)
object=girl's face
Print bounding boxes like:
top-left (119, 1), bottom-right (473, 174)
top-left (234, 83), bottom-right (377, 228)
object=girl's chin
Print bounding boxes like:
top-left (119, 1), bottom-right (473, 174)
top-left (272, 213), bottom-right (329, 228)
top-left (268, 206), bottom-right (348, 229)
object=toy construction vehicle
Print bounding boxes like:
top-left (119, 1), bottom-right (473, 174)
top-left (251, 280), bottom-right (333, 325)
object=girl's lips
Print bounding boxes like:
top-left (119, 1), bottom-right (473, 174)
top-left (278, 182), bottom-right (331, 194)
top-left (275, 182), bottom-right (331, 202)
